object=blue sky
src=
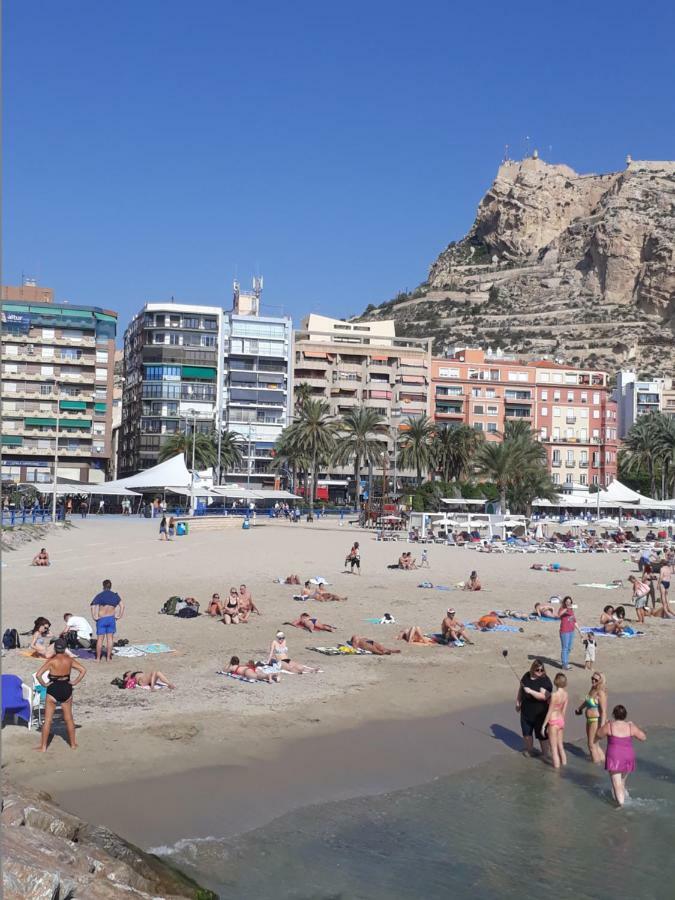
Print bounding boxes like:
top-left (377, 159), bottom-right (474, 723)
top-left (4, 0), bottom-right (674, 339)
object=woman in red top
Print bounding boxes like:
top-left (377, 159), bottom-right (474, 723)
top-left (558, 595), bottom-right (582, 670)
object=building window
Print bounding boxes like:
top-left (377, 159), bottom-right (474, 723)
top-left (540, 390), bottom-right (548, 400)
top-left (593, 409), bottom-right (600, 419)
top-left (485, 389), bottom-right (496, 399)
top-left (567, 391), bottom-right (574, 402)
top-left (552, 407), bottom-right (561, 418)
top-left (541, 406), bottom-right (548, 416)
top-left (553, 391), bottom-right (561, 401)
top-left (182, 317), bottom-right (201, 329)
top-left (471, 388), bottom-right (481, 397)
top-left (581, 392), bottom-right (588, 403)
top-left (95, 368), bottom-right (107, 381)
top-left (96, 350), bottom-right (108, 363)
top-left (540, 427), bottom-right (547, 439)
top-left (508, 371), bottom-right (528, 382)
top-left (551, 473), bottom-right (559, 484)
top-left (473, 405), bottom-right (484, 414)
top-left (487, 422), bottom-right (497, 433)
top-left (487, 405), bottom-right (498, 415)
top-left (593, 393), bottom-right (600, 404)
top-left (579, 474), bottom-right (587, 485)
top-left (438, 367), bottom-right (459, 378)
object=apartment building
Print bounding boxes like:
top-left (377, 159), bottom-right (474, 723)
top-left (119, 303), bottom-right (222, 477)
top-left (1, 285), bottom-right (118, 484)
top-left (221, 282), bottom-right (292, 487)
top-left (614, 371), bottom-right (671, 436)
top-left (431, 348), bottom-right (618, 487)
top-left (294, 315), bottom-right (432, 489)
top-left (119, 284), bottom-right (292, 484)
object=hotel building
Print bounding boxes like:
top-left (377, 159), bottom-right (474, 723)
top-left (431, 348), bottom-right (618, 487)
top-left (1, 283), bottom-right (118, 484)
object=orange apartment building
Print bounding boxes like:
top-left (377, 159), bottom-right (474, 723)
top-left (431, 349), bottom-right (618, 487)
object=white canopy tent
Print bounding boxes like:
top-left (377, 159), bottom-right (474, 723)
top-left (441, 498), bottom-right (488, 507)
top-left (252, 489), bottom-right (302, 501)
top-left (31, 482), bottom-right (141, 496)
top-left (102, 454), bottom-right (192, 492)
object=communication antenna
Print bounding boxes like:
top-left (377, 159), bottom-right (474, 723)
top-left (503, 144), bottom-right (510, 162)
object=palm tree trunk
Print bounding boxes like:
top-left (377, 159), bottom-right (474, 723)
top-left (353, 455), bottom-right (360, 509)
top-left (309, 451), bottom-right (316, 520)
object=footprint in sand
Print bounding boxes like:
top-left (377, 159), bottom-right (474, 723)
top-left (148, 724), bottom-right (200, 743)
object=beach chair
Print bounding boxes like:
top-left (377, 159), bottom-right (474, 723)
top-left (1, 674), bottom-right (32, 729)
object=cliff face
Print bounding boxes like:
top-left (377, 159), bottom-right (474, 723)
top-left (361, 157), bottom-right (675, 372)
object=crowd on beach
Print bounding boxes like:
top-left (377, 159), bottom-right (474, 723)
top-left (9, 531), bottom-right (673, 807)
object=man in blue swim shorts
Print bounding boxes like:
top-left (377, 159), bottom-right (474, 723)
top-left (91, 579), bottom-right (125, 662)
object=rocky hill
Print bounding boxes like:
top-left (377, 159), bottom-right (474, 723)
top-left (358, 156), bottom-right (675, 373)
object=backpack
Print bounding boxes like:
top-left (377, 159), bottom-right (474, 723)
top-left (64, 630), bottom-right (81, 650)
top-left (2, 629), bottom-right (20, 650)
top-left (161, 596), bottom-right (181, 616)
top-left (176, 607), bottom-right (199, 619)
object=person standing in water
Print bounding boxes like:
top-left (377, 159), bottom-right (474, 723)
top-left (596, 704), bottom-right (646, 807)
top-left (575, 672), bottom-right (608, 764)
top-left (516, 659), bottom-right (552, 758)
top-left (542, 673), bottom-right (569, 768)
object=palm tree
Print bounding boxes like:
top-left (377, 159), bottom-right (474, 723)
top-left (431, 424), bottom-right (483, 482)
top-left (474, 422), bottom-right (553, 513)
top-left (621, 414), bottom-right (660, 498)
top-left (473, 441), bottom-right (519, 512)
top-left (271, 426), bottom-right (311, 495)
top-left (652, 414), bottom-right (675, 499)
top-left (397, 415), bottom-right (435, 487)
top-left (334, 409), bottom-right (387, 505)
top-left (294, 382), bottom-right (314, 412)
top-left (218, 430), bottom-right (244, 479)
top-left (158, 431), bottom-right (218, 469)
top-left (289, 399), bottom-right (338, 518)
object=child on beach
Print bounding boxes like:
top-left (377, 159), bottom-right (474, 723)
top-left (543, 673), bottom-right (568, 768)
top-left (420, 548), bottom-right (430, 568)
top-left (584, 632), bottom-right (597, 670)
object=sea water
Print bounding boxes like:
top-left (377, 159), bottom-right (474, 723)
top-left (155, 728), bottom-right (675, 899)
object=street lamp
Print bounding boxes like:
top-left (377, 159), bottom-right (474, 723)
top-left (187, 408), bottom-right (198, 514)
top-left (247, 424), bottom-right (253, 488)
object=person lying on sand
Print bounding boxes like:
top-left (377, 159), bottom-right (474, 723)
top-left (121, 670), bottom-right (176, 690)
top-left (396, 626), bottom-right (437, 645)
top-left (441, 609), bottom-right (474, 644)
top-left (31, 547), bottom-right (50, 567)
top-left (530, 563), bottom-right (575, 572)
top-left (533, 601), bottom-right (557, 618)
top-left (349, 635), bottom-right (401, 655)
top-left (473, 612), bottom-right (504, 630)
top-left (284, 613), bottom-right (336, 633)
top-left (462, 571), bottom-right (481, 591)
top-left (227, 655), bottom-right (280, 683)
top-left (237, 584), bottom-right (261, 622)
top-left (312, 583), bottom-right (347, 602)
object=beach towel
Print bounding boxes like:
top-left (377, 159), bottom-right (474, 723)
top-left (580, 626), bottom-right (644, 639)
top-left (574, 583), bottom-right (622, 590)
top-left (365, 616), bottom-right (396, 624)
top-left (112, 646), bottom-right (146, 657)
top-left (466, 623), bottom-right (524, 633)
top-left (417, 582), bottom-right (453, 591)
top-left (216, 670), bottom-right (259, 683)
top-left (427, 633), bottom-right (466, 647)
top-left (309, 577), bottom-right (330, 585)
top-left (130, 643), bottom-right (173, 654)
top-left (72, 648), bottom-right (97, 659)
top-left (293, 594), bottom-right (308, 601)
top-left (308, 645), bottom-right (372, 655)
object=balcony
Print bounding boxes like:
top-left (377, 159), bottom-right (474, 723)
top-left (551, 459), bottom-right (562, 467)
top-left (565, 416), bottom-right (577, 424)
top-left (505, 409), bottom-right (532, 419)
top-left (565, 461), bottom-right (576, 468)
top-left (579, 460), bottom-right (589, 468)
top-left (435, 407), bottom-right (463, 418)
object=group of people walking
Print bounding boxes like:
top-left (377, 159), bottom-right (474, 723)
top-left (517, 660), bottom-right (646, 806)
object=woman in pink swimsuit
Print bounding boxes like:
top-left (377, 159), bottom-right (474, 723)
top-left (596, 704), bottom-right (647, 806)
top-left (542, 673), bottom-right (568, 768)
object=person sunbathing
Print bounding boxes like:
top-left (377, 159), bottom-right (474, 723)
top-left (530, 563), bottom-right (575, 572)
top-left (267, 632), bottom-right (321, 673)
top-left (349, 635), bottom-right (401, 655)
top-left (227, 655), bottom-right (280, 683)
top-left (207, 593), bottom-right (224, 617)
top-left (600, 605), bottom-right (625, 635)
top-left (237, 584), bottom-right (261, 622)
top-left (31, 548), bottom-right (50, 567)
top-left (397, 552), bottom-right (417, 570)
top-left (473, 612), bottom-right (504, 630)
top-left (312, 583), bottom-right (347, 602)
top-left (284, 613), bottom-right (336, 633)
top-left (122, 670), bottom-right (175, 690)
top-left (533, 601), bottom-right (557, 617)
top-left (29, 617), bottom-right (56, 658)
top-left (396, 625), bottom-right (437, 645)
top-left (222, 588), bottom-right (241, 624)
top-left (463, 571), bottom-right (481, 591)
top-left (441, 609), bottom-right (474, 644)
top-left (284, 575), bottom-right (301, 585)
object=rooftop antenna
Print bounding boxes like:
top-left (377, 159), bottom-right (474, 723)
top-left (503, 144), bottom-right (510, 162)
top-left (524, 135), bottom-right (531, 158)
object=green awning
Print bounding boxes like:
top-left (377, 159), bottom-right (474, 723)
top-left (60, 400), bottom-right (87, 410)
top-left (94, 403), bottom-right (107, 413)
top-left (61, 418), bottom-right (91, 429)
top-left (25, 417), bottom-right (57, 427)
top-left (1, 435), bottom-right (23, 446)
top-left (181, 365), bottom-right (217, 380)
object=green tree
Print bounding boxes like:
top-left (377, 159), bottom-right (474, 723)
top-left (159, 431), bottom-right (218, 470)
top-left (474, 422), bottom-right (555, 513)
top-left (294, 382), bottom-right (314, 412)
top-left (431, 424), bottom-right (483, 482)
top-left (620, 413), bottom-right (660, 498)
top-left (286, 399), bottom-right (338, 518)
top-left (217, 430), bottom-right (244, 479)
top-left (334, 408), bottom-right (388, 505)
top-left (397, 415), bottom-right (435, 487)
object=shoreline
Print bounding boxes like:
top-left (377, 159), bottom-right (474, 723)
top-left (56, 685), bottom-right (675, 850)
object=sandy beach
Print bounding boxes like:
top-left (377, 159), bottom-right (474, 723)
top-left (3, 516), bottom-right (675, 846)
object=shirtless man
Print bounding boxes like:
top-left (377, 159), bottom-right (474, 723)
top-left (237, 584), bottom-right (261, 622)
top-left (658, 561), bottom-right (673, 615)
top-left (313, 583), bottom-right (347, 602)
top-left (284, 612), bottom-right (336, 633)
top-left (441, 609), bottom-right (474, 644)
top-left (349, 635), bottom-right (400, 655)
top-left (533, 601), bottom-right (557, 618)
top-left (90, 579), bottom-right (125, 662)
